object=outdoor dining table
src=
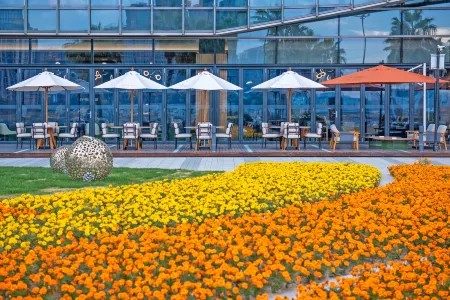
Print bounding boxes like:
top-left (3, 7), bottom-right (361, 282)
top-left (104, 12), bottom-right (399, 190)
top-left (33, 125), bottom-right (61, 150)
top-left (109, 124), bottom-right (142, 150)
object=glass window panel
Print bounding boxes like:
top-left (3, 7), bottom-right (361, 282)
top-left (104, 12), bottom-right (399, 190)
top-left (0, 69), bottom-right (18, 133)
top-left (153, 10), bottom-right (182, 31)
top-left (278, 19), bottom-right (338, 36)
top-left (216, 10), bottom-right (247, 31)
top-left (185, 10), bottom-right (213, 31)
top-left (250, 9), bottom-right (281, 25)
top-left (47, 69), bottom-right (67, 126)
top-left (60, 10), bottom-right (88, 32)
top-left (69, 69), bottom-right (90, 132)
top-left (267, 69), bottom-right (287, 123)
top-left (185, 0), bottom-right (214, 7)
top-left (365, 86), bottom-right (385, 137)
top-left (28, 10), bottom-right (56, 31)
top-left (292, 89), bottom-right (311, 126)
top-left (341, 86), bottom-right (361, 132)
top-left (284, 0), bottom-right (315, 5)
top-left (340, 38), bottom-right (397, 64)
top-left (154, 40), bottom-right (199, 64)
top-left (226, 39), bottom-right (276, 64)
top-left (0, 10), bottom-right (24, 31)
top-left (250, 0), bottom-right (281, 6)
top-left (278, 39), bottom-right (339, 64)
top-left (354, 0), bottom-right (382, 6)
top-left (319, 0), bottom-right (350, 4)
top-left (413, 84), bottom-right (434, 131)
top-left (0, 39), bottom-right (29, 64)
top-left (283, 8), bottom-right (315, 20)
top-left (340, 11), bottom-right (401, 36)
top-left (218, 69), bottom-right (239, 140)
top-left (122, 0), bottom-right (150, 7)
top-left (243, 69), bottom-right (263, 141)
top-left (91, 0), bottom-right (119, 7)
top-left (401, 10), bottom-right (450, 36)
top-left (60, 0), bottom-right (88, 7)
top-left (390, 84), bottom-right (410, 137)
top-left (166, 69), bottom-right (187, 140)
top-left (216, 0), bottom-right (247, 7)
top-left (22, 69), bottom-right (43, 125)
top-left (28, 0), bottom-right (57, 7)
top-left (402, 38), bottom-right (441, 63)
top-left (154, 0), bottom-right (182, 7)
top-left (0, 0), bottom-right (24, 6)
top-left (32, 39), bottom-right (91, 64)
top-left (91, 10), bottom-right (119, 32)
top-left (315, 69), bottom-right (336, 131)
top-left (142, 69), bottom-right (163, 129)
top-left (122, 10), bottom-right (150, 31)
top-left (94, 40), bottom-right (153, 64)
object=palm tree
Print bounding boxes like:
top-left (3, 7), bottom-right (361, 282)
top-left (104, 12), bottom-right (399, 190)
top-left (384, 10), bottom-right (438, 63)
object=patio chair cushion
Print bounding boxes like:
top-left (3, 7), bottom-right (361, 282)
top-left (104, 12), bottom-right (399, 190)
top-left (59, 133), bottom-right (76, 138)
top-left (33, 134), bottom-right (50, 139)
top-left (197, 135), bottom-right (212, 140)
top-left (102, 133), bottom-right (120, 138)
top-left (140, 134), bottom-right (157, 139)
top-left (305, 133), bottom-right (321, 138)
top-left (17, 133), bottom-right (32, 138)
top-left (216, 133), bottom-right (231, 138)
top-left (415, 136), bottom-right (426, 142)
top-left (426, 124), bottom-right (435, 132)
top-left (262, 133), bottom-right (281, 138)
top-left (284, 134), bottom-right (300, 139)
top-left (437, 125), bottom-right (447, 134)
top-left (175, 133), bottom-right (192, 138)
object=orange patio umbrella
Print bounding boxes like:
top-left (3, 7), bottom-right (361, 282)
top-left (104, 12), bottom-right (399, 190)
top-left (321, 65), bottom-right (446, 86)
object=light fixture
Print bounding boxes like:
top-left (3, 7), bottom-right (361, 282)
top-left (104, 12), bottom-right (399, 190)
top-left (55, 61), bottom-right (60, 65)
top-left (246, 81), bottom-right (253, 85)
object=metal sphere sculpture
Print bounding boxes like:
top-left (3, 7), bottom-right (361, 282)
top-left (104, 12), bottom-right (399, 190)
top-left (50, 145), bottom-right (70, 174)
top-left (65, 136), bottom-right (113, 181)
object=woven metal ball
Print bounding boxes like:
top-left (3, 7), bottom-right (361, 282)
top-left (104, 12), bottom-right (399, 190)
top-left (65, 136), bottom-right (113, 181)
top-left (50, 145), bottom-right (70, 174)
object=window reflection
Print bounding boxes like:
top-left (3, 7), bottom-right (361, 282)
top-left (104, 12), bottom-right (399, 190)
top-left (166, 69), bottom-right (187, 140)
top-left (32, 39), bottom-right (91, 64)
top-left (250, 0), bottom-right (281, 7)
top-left (153, 10), bottom-right (182, 31)
top-left (95, 69), bottom-right (115, 132)
top-left (0, 69), bottom-right (18, 131)
top-left (250, 9), bottom-right (281, 25)
top-left (0, 0), bottom-right (24, 6)
top-left (315, 69), bottom-right (336, 132)
top-left (154, 0), bottom-right (182, 7)
top-left (218, 69), bottom-right (239, 139)
top-left (154, 40), bottom-right (198, 64)
top-left (340, 11), bottom-right (399, 36)
top-left (142, 69), bottom-right (163, 131)
top-left (22, 69), bottom-right (43, 125)
top-left (185, 10), bottom-right (213, 31)
top-left (243, 69), bottom-right (263, 141)
top-left (365, 86), bottom-right (385, 137)
top-left (59, 0), bottom-right (88, 7)
top-left (122, 0), bottom-right (150, 6)
top-left (390, 84), bottom-right (410, 137)
top-left (91, 10), bottom-right (119, 32)
top-left (0, 39), bottom-right (29, 64)
top-left (340, 38), bottom-right (394, 64)
top-left (28, 0), bottom-right (57, 7)
top-left (283, 8), bottom-right (315, 20)
top-left (122, 10), bottom-right (150, 31)
top-left (216, 10), bottom-right (247, 31)
top-left (60, 10), bottom-right (88, 32)
top-left (91, 0), bottom-right (119, 7)
top-left (216, 0), bottom-right (247, 7)
top-left (69, 70), bottom-right (90, 133)
top-left (0, 10), bottom-right (24, 31)
top-left (278, 39), bottom-right (339, 64)
top-left (284, 0), bottom-right (315, 5)
top-left (185, 0), bottom-right (213, 7)
top-left (47, 69), bottom-right (67, 126)
top-left (226, 40), bottom-right (276, 64)
top-left (28, 10), bottom-right (56, 31)
top-left (94, 40), bottom-right (153, 64)
top-left (267, 69), bottom-right (287, 123)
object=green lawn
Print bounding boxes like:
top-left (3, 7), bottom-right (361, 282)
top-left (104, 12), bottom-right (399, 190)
top-left (0, 167), bottom-right (217, 199)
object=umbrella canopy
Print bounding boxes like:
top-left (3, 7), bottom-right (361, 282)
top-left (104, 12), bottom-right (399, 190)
top-left (251, 70), bottom-right (326, 90)
top-left (94, 70), bottom-right (167, 90)
top-left (321, 65), bottom-right (447, 86)
top-left (251, 69), bottom-right (326, 122)
top-left (7, 70), bottom-right (84, 122)
top-left (168, 70), bottom-right (242, 91)
top-left (169, 70), bottom-right (242, 122)
top-left (94, 70), bottom-right (167, 123)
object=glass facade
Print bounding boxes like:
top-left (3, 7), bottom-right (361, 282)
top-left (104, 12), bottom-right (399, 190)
top-left (0, 0), bottom-right (449, 143)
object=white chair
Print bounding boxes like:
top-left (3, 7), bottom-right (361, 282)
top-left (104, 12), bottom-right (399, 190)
top-left (58, 123), bottom-right (79, 146)
top-left (122, 123), bottom-right (140, 150)
top-left (304, 123), bottom-right (323, 149)
top-left (216, 123), bottom-right (233, 149)
top-left (0, 123), bottom-right (15, 141)
top-left (261, 122), bottom-right (282, 149)
top-left (282, 122), bottom-right (301, 150)
top-left (31, 123), bottom-right (49, 149)
top-left (414, 124), bottom-right (437, 147)
top-left (140, 123), bottom-right (158, 149)
top-left (173, 123), bottom-right (192, 149)
top-left (436, 125), bottom-right (448, 150)
top-left (196, 122), bottom-right (212, 151)
top-left (329, 124), bottom-right (360, 150)
top-left (47, 122), bottom-right (59, 137)
top-left (15, 122), bottom-right (32, 149)
top-left (101, 123), bottom-right (120, 149)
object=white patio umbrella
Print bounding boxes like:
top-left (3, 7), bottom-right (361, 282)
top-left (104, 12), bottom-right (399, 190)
top-left (169, 69), bottom-right (242, 122)
top-left (7, 69), bottom-right (84, 123)
top-left (252, 68), bottom-right (327, 122)
top-left (94, 68), bottom-right (167, 123)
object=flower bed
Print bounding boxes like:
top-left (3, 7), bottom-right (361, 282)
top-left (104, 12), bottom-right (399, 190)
top-left (1, 162), bottom-right (448, 299)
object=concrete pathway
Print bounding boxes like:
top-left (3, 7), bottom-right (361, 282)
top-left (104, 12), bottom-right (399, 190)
top-left (1, 157), bottom-right (450, 186)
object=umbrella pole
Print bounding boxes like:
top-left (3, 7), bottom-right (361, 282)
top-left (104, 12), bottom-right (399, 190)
top-left (287, 88), bottom-right (292, 122)
top-left (130, 89), bottom-right (134, 123)
top-left (203, 90), bottom-right (207, 122)
top-left (45, 87), bottom-right (49, 123)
